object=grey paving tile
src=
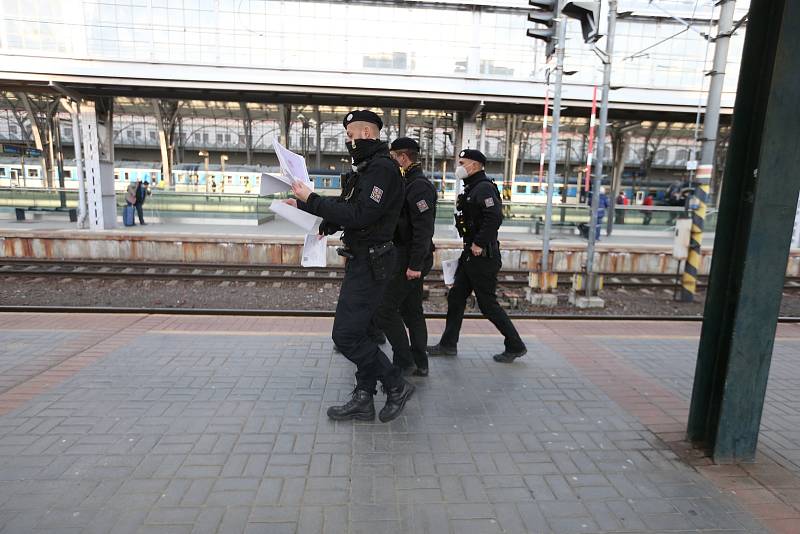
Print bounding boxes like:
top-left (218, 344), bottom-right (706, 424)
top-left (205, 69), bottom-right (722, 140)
top-left (0, 332), bottom-right (774, 534)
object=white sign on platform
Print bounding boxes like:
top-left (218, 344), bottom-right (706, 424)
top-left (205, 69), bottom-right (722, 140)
top-left (673, 218), bottom-right (692, 259)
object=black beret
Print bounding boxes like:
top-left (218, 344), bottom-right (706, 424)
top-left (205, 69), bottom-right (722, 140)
top-left (343, 110), bottom-right (383, 129)
top-left (458, 148), bottom-right (487, 165)
top-left (390, 137), bottom-right (420, 152)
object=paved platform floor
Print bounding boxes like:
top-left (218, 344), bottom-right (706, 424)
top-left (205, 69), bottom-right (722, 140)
top-left (0, 314), bottom-right (798, 534)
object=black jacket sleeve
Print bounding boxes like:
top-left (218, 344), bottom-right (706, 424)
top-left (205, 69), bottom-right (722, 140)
top-left (406, 180), bottom-right (437, 271)
top-left (304, 159), bottom-right (399, 229)
top-left (471, 182), bottom-right (502, 248)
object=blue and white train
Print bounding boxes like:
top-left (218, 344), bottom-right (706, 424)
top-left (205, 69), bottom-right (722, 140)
top-left (0, 158), bottom-right (673, 204)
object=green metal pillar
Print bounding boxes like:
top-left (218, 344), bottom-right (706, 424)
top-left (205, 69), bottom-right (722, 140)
top-left (686, 0), bottom-right (800, 463)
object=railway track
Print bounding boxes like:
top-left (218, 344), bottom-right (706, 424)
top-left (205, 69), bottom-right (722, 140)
top-left (2, 258), bottom-right (800, 290)
top-left (0, 305), bottom-right (798, 323)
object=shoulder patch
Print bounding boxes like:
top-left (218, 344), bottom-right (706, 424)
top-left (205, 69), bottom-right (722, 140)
top-left (484, 197), bottom-right (495, 208)
top-left (370, 185), bottom-right (384, 203)
top-left (416, 199), bottom-right (429, 213)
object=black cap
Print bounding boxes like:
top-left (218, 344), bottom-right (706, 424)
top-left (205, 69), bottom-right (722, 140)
top-left (458, 148), bottom-right (487, 165)
top-left (390, 137), bottom-right (420, 152)
top-left (343, 110), bottom-right (383, 130)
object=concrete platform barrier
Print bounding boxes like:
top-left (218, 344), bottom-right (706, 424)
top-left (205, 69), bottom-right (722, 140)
top-left (1, 228), bottom-right (798, 276)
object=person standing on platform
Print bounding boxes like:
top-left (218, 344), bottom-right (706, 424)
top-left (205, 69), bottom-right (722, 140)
top-left (427, 149), bottom-right (527, 363)
top-left (374, 137), bottom-right (437, 378)
top-left (587, 185), bottom-right (610, 241)
top-left (641, 193), bottom-right (654, 225)
top-left (125, 181), bottom-right (137, 208)
top-left (615, 191), bottom-right (626, 224)
top-left (287, 110), bottom-right (414, 423)
top-left (134, 180), bottom-right (151, 225)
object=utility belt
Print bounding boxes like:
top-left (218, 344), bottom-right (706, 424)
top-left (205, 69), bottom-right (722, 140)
top-left (337, 241), bottom-right (395, 281)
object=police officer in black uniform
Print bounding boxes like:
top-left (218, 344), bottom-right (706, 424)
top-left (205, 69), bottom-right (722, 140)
top-left (427, 149), bottom-right (527, 363)
top-left (374, 137), bottom-right (437, 377)
top-left (289, 110), bottom-right (415, 422)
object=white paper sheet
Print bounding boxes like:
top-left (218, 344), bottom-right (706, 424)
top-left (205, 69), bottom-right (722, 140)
top-left (301, 234), bottom-right (327, 267)
top-left (272, 137), bottom-right (314, 190)
top-left (442, 258), bottom-right (459, 286)
top-left (259, 172), bottom-right (292, 196)
top-left (269, 200), bottom-right (322, 234)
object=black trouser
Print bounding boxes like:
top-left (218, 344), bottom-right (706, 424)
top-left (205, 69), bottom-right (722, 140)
top-left (375, 252), bottom-right (431, 371)
top-left (332, 249), bottom-right (400, 394)
top-left (135, 202), bottom-right (145, 224)
top-left (439, 249), bottom-right (526, 352)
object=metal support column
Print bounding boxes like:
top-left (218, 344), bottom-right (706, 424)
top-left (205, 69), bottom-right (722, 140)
top-left (19, 93), bottom-right (50, 187)
top-left (154, 100), bottom-right (178, 187)
top-left (398, 109), bottom-right (407, 138)
top-left (479, 113), bottom-right (487, 153)
top-left (80, 100), bottom-right (116, 230)
top-left (541, 16), bottom-right (567, 277)
top-left (240, 102), bottom-right (253, 165)
top-left (586, 0), bottom-right (616, 297)
top-left (51, 111), bottom-right (66, 207)
top-left (680, 0), bottom-right (737, 302)
top-left (280, 104), bottom-right (291, 148)
top-left (702, 0), bottom-right (737, 198)
top-left (314, 106), bottom-right (322, 169)
top-left (686, 0), bottom-right (800, 463)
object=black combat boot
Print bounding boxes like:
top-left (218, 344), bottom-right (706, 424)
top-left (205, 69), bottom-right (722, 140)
top-left (492, 348), bottom-right (527, 363)
top-left (379, 379), bottom-right (415, 422)
top-left (426, 344), bottom-right (457, 356)
top-left (327, 389), bottom-right (375, 421)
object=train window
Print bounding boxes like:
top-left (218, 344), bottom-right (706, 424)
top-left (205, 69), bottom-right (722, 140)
top-left (124, 172), bottom-right (129, 180)
top-left (127, 131), bottom-right (134, 140)
top-left (28, 169), bottom-right (38, 177)
top-left (445, 183), bottom-right (455, 191)
top-left (532, 186), bottom-right (540, 194)
top-left (194, 133), bottom-right (201, 142)
top-left (149, 131), bottom-right (156, 142)
top-left (216, 134), bottom-right (223, 143)
top-left (516, 185), bottom-right (527, 193)
top-left (0, 168), bottom-right (5, 176)
top-left (64, 170), bottom-right (71, 178)
top-left (322, 178), bottom-right (332, 187)
top-left (114, 173), bottom-right (119, 180)
top-left (226, 175), bottom-right (233, 184)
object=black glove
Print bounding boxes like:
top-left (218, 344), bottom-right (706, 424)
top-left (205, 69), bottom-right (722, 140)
top-left (319, 221), bottom-right (341, 236)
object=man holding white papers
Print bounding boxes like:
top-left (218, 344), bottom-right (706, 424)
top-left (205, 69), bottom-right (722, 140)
top-left (286, 110), bottom-right (414, 423)
top-left (374, 137), bottom-right (437, 378)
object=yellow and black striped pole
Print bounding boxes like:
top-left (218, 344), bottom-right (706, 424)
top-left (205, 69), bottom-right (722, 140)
top-left (679, 164), bottom-right (711, 301)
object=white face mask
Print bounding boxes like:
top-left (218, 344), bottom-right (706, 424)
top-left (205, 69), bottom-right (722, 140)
top-left (455, 165), bottom-right (469, 180)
